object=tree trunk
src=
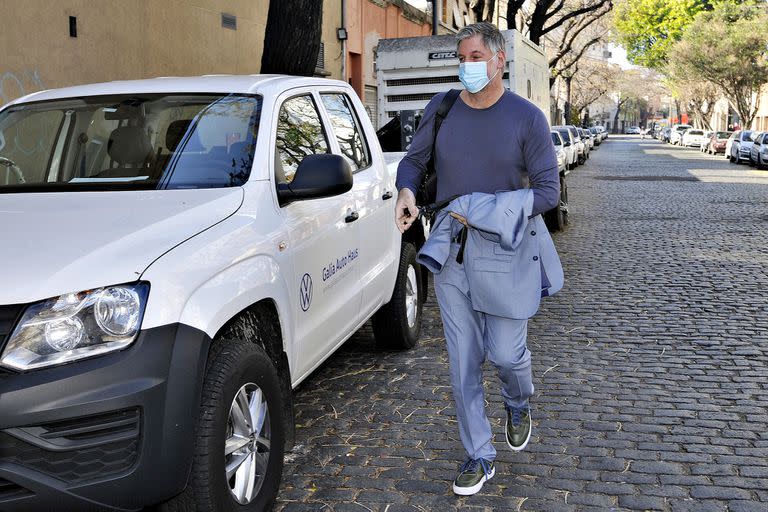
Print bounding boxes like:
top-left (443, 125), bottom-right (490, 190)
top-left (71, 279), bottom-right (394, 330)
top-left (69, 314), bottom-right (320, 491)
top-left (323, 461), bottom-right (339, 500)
top-left (673, 99), bottom-right (682, 123)
top-left (564, 75), bottom-right (573, 124)
top-left (261, 0), bottom-right (323, 76)
top-left (613, 99), bottom-right (623, 134)
top-left (506, 0), bottom-right (526, 31)
top-left (485, 1), bottom-right (495, 23)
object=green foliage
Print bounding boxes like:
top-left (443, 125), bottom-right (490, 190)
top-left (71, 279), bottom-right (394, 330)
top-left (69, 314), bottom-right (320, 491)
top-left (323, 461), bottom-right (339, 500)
top-left (668, 1), bottom-right (768, 127)
top-left (613, 0), bottom-right (713, 69)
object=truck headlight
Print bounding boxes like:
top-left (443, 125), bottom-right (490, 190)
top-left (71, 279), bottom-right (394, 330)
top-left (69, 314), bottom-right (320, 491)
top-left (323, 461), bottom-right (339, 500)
top-left (0, 283), bottom-right (149, 371)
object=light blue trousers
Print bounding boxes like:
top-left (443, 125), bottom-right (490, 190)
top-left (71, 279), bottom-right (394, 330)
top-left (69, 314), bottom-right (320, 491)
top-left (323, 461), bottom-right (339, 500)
top-left (434, 241), bottom-right (534, 462)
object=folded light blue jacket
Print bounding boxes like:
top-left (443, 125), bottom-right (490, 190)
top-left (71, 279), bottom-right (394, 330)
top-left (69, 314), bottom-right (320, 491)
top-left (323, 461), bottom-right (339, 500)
top-left (416, 190), bottom-right (564, 319)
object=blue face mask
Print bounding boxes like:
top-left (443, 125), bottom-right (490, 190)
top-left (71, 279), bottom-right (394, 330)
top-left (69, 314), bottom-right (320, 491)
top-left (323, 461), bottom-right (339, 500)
top-left (459, 53), bottom-right (500, 94)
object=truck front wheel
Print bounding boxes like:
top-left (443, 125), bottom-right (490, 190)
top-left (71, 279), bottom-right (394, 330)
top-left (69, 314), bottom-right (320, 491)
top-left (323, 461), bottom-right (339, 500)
top-left (165, 338), bottom-right (285, 511)
top-left (372, 242), bottom-right (423, 350)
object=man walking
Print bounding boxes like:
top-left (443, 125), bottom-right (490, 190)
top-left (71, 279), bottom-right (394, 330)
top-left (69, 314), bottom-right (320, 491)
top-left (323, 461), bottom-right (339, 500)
top-left (395, 22), bottom-right (561, 495)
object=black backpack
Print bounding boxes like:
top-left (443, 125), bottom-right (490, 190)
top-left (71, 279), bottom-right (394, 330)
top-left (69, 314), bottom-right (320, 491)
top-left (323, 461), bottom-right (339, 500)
top-left (417, 89), bottom-right (461, 208)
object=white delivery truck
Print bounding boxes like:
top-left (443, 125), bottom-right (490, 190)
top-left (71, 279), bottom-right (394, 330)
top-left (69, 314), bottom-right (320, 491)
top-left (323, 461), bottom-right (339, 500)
top-left (374, 30), bottom-right (569, 231)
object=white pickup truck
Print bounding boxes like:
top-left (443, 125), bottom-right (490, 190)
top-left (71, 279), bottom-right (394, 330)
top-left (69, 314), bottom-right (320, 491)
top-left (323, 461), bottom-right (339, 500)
top-left (0, 76), bottom-right (426, 511)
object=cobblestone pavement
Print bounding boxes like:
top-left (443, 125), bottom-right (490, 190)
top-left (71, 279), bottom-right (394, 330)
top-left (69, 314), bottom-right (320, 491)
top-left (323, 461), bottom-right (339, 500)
top-left (275, 136), bottom-right (768, 512)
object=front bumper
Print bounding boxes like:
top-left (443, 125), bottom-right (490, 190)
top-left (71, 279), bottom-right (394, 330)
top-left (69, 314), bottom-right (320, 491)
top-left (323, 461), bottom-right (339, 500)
top-left (0, 323), bottom-right (210, 511)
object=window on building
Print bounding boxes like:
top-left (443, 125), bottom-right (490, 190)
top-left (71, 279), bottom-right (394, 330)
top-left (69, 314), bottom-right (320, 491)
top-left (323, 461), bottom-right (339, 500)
top-left (274, 95), bottom-right (330, 183)
top-left (321, 93), bottom-right (370, 172)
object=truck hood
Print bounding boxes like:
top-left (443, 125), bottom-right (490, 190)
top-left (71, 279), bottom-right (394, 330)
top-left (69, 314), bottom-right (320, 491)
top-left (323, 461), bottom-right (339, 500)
top-left (0, 189), bottom-right (244, 305)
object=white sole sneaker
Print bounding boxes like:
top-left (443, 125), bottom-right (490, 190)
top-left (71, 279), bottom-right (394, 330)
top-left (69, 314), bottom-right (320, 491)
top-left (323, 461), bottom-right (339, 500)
top-left (452, 466), bottom-right (495, 496)
top-left (505, 412), bottom-right (532, 452)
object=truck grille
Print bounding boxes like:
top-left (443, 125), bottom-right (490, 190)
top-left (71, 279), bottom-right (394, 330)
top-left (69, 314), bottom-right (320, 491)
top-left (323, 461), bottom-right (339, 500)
top-left (0, 408), bottom-right (141, 484)
top-left (0, 477), bottom-right (33, 501)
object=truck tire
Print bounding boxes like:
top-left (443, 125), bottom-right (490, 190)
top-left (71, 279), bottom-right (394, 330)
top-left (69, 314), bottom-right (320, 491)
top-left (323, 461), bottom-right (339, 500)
top-left (166, 338), bottom-right (285, 511)
top-left (544, 176), bottom-right (568, 232)
top-left (372, 242), bottom-right (422, 350)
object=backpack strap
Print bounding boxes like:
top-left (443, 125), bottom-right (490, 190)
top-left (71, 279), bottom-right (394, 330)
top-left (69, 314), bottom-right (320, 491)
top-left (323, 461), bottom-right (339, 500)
top-left (419, 89), bottom-right (461, 208)
top-left (434, 89), bottom-right (461, 135)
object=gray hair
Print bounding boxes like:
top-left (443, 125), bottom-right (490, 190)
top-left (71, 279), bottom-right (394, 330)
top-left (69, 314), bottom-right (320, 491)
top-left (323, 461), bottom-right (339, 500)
top-left (456, 22), bottom-right (505, 54)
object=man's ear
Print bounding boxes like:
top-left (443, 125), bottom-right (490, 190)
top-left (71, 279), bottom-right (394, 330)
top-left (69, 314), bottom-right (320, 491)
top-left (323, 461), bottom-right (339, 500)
top-left (496, 50), bottom-right (506, 71)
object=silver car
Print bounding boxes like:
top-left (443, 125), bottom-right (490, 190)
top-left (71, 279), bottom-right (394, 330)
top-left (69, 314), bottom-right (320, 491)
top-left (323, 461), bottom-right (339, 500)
top-left (749, 132), bottom-right (768, 167)
top-left (729, 130), bottom-right (754, 163)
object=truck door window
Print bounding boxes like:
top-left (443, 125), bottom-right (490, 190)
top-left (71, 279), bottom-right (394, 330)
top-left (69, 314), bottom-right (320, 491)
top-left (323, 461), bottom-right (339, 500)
top-left (274, 95), bottom-right (329, 183)
top-left (320, 93), bottom-right (370, 172)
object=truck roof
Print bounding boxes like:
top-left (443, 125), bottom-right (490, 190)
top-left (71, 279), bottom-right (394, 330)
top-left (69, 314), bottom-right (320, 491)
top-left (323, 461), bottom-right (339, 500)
top-left (4, 75), bottom-right (351, 106)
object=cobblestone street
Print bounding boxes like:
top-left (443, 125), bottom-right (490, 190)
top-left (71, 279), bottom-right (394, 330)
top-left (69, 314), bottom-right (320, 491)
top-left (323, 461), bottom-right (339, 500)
top-left (276, 136), bottom-right (768, 512)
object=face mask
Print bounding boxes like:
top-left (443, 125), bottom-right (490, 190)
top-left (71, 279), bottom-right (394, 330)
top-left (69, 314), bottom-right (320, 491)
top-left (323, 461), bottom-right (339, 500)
top-left (459, 53), bottom-right (500, 94)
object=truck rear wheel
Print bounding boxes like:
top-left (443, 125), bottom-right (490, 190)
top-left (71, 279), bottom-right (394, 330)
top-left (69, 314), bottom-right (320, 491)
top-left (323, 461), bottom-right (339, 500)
top-left (544, 176), bottom-right (568, 232)
top-left (372, 242), bottom-right (422, 350)
top-left (164, 338), bottom-right (285, 511)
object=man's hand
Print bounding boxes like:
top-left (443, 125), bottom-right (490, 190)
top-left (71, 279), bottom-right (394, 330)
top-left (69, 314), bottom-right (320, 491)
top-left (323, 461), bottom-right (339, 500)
top-left (395, 188), bottom-right (418, 233)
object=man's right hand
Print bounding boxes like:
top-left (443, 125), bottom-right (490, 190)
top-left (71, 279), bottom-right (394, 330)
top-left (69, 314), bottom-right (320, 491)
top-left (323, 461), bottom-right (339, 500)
top-left (395, 188), bottom-right (418, 233)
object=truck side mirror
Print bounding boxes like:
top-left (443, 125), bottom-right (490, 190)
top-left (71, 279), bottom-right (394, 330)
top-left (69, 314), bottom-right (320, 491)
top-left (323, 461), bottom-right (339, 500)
top-left (277, 153), bottom-right (353, 206)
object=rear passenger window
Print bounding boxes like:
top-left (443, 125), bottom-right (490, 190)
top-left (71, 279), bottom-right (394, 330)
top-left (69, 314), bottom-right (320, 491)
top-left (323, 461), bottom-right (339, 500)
top-left (320, 93), bottom-right (371, 172)
top-left (275, 95), bottom-right (329, 183)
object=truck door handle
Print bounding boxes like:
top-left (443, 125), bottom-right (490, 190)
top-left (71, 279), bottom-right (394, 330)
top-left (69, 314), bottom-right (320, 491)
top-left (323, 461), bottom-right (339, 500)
top-left (382, 191), bottom-right (393, 200)
top-left (345, 211), bottom-right (360, 223)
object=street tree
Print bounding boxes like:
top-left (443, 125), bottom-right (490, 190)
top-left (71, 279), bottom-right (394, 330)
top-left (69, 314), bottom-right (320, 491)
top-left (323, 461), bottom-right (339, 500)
top-left (261, 0), bottom-right (323, 76)
top-left (506, 0), bottom-right (613, 46)
top-left (665, 76), bottom-right (719, 130)
top-left (668, 1), bottom-right (768, 130)
top-left (548, 13), bottom-right (611, 88)
top-left (471, 0), bottom-right (496, 22)
top-left (610, 68), bottom-right (654, 132)
top-left (567, 60), bottom-right (619, 124)
top-left (613, 0), bottom-right (712, 70)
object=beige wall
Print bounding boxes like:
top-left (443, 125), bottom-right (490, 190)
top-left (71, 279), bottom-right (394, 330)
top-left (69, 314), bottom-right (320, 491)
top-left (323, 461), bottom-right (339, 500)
top-left (0, 0), bottom-right (342, 106)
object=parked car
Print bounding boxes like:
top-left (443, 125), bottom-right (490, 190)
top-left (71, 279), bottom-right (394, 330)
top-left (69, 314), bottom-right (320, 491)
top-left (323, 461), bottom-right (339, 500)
top-left (551, 130), bottom-right (568, 174)
top-left (0, 75), bottom-right (429, 511)
top-left (552, 126), bottom-right (578, 170)
top-left (699, 131), bottom-right (714, 152)
top-left (625, 126), bottom-right (641, 134)
top-left (729, 129), bottom-right (754, 163)
top-left (681, 129), bottom-right (708, 148)
top-left (579, 127), bottom-right (595, 150)
top-left (577, 127), bottom-right (591, 158)
top-left (560, 125), bottom-right (586, 165)
top-left (669, 124), bottom-right (693, 145)
top-left (588, 126), bottom-right (602, 145)
top-left (749, 131), bottom-right (768, 167)
top-left (706, 130), bottom-right (732, 155)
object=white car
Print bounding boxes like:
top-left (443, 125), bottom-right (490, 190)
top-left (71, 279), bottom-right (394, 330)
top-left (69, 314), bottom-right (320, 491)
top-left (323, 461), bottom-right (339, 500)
top-left (681, 129), bottom-right (708, 147)
top-left (699, 131), bottom-right (715, 152)
top-left (0, 75), bottom-right (424, 511)
top-left (625, 126), bottom-right (641, 134)
top-left (552, 126), bottom-right (578, 170)
top-left (551, 130), bottom-right (567, 173)
top-left (669, 124), bottom-right (693, 145)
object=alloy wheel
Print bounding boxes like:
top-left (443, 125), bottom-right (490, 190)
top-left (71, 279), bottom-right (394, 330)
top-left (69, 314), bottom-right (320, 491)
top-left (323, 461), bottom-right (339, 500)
top-left (405, 264), bottom-right (419, 329)
top-left (225, 383), bottom-right (271, 505)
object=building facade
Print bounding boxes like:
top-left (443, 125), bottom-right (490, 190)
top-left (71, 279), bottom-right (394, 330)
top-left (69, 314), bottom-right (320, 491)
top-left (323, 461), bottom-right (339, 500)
top-left (0, 0), bottom-right (344, 106)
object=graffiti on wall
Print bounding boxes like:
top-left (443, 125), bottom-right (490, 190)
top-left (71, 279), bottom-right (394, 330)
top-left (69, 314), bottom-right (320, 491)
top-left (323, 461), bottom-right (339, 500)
top-left (0, 70), bottom-right (46, 105)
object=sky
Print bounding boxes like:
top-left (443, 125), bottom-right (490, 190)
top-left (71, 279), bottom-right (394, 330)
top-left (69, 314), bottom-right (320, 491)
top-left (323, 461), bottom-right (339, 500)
top-left (404, 0), bottom-right (430, 10)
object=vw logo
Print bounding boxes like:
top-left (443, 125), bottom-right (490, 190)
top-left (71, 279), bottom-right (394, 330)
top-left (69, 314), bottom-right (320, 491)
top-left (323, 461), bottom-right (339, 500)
top-left (299, 273), bottom-right (313, 312)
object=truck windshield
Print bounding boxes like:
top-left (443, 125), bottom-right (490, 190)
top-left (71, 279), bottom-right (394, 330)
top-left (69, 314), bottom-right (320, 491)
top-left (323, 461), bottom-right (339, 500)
top-left (0, 93), bottom-right (262, 192)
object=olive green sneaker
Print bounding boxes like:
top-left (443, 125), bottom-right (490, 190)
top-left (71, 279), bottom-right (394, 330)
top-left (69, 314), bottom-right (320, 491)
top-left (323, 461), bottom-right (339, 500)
top-left (452, 458), bottom-right (495, 496)
top-left (505, 405), bottom-right (531, 451)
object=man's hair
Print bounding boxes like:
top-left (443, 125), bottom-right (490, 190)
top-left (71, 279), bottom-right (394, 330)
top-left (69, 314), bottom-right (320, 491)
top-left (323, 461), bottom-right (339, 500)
top-left (456, 22), bottom-right (505, 54)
